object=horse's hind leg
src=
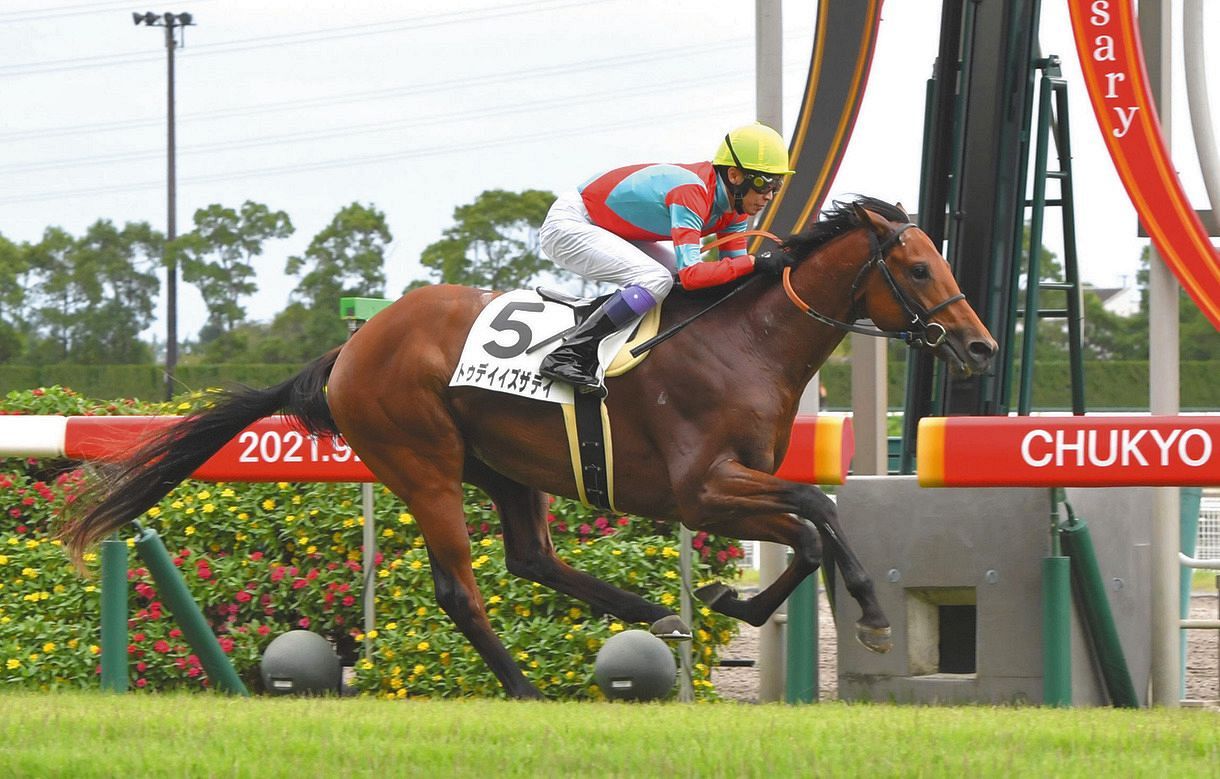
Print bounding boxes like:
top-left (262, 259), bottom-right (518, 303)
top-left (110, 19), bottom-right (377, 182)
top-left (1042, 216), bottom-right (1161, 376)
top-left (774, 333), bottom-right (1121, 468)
top-left (469, 462), bottom-right (689, 639)
top-left (357, 445), bottom-right (544, 699)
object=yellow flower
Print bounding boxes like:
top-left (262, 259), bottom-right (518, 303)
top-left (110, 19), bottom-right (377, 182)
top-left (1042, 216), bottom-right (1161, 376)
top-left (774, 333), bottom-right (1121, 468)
top-left (89, 645), bottom-right (100, 655)
top-left (306, 545), bottom-right (317, 555)
top-left (21, 567), bottom-right (37, 578)
top-left (408, 559), bottom-right (423, 571)
top-left (170, 501), bottom-right (184, 510)
top-left (382, 528), bottom-right (394, 538)
top-left (277, 482), bottom-right (289, 490)
top-left (609, 622), bottom-right (624, 633)
top-left (177, 402), bottom-right (191, 411)
top-left (487, 595), bottom-right (502, 605)
top-left (413, 664), bottom-right (426, 675)
top-left (221, 488), bottom-right (235, 498)
top-left (663, 570), bottom-right (678, 580)
top-left (365, 630), bottom-right (379, 639)
top-left (479, 538), bottom-right (494, 548)
top-left (398, 513), bottom-right (414, 525)
top-left (385, 622), bottom-right (398, 630)
top-left (6, 658), bottom-right (20, 670)
top-left (145, 507), bottom-right (162, 518)
top-left (184, 526), bottom-right (196, 536)
top-left (611, 549), bottom-right (622, 556)
top-left (42, 642), bottom-right (55, 653)
top-left (377, 569), bottom-right (389, 579)
top-left (417, 641), bottom-right (430, 652)
top-left (197, 490), bottom-right (211, 500)
top-left (237, 512), bottom-right (249, 521)
top-left (358, 659), bottom-right (373, 671)
top-left (202, 503), bottom-right (215, 514)
top-left (262, 499), bottom-right (276, 511)
top-left (660, 593), bottom-right (676, 606)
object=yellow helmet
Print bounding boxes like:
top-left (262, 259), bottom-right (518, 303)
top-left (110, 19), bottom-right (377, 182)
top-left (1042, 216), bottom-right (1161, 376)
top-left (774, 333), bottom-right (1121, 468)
top-left (713, 123), bottom-right (794, 175)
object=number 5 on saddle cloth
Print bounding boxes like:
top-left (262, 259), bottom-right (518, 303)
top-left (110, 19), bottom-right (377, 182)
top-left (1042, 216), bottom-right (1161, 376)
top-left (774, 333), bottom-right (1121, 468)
top-left (449, 288), bottom-right (661, 510)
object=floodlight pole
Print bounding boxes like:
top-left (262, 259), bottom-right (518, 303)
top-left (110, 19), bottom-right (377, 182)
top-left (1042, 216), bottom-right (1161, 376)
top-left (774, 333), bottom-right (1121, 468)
top-left (134, 11), bottom-right (194, 400)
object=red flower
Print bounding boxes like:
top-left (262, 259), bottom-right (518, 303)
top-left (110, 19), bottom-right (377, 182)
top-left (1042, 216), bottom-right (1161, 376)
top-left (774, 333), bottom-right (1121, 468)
top-left (132, 632), bottom-right (146, 643)
top-left (187, 667), bottom-right (201, 678)
top-left (617, 517), bottom-right (630, 527)
top-left (135, 678), bottom-right (147, 688)
top-left (169, 628), bottom-right (182, 639)
top-left (8, 509), bottom-right (20, 518)
top-left (153, 640), bottom-right (170, 653)
top-left (578, 523), bottom-right (592, 535)
top-left (291, 578), bottom-right (307, 590)
top-left (218, 637), bottom-right (234, 653)
top-left (717, 550), bottom-right (729, 564)
top-left (196, 566), bottom-right (212, 580)
top-left (297, 617), bottom-right (311, 629)
top-left (136, 662), bottom-right (147, 672)
top-left (342, 595), bottom-right (355, 607)
top-left (235, 591), bottom-right (252, 603)
top-left (250, 551), bottom-right (264, 562)
top-left (257, 625), bottom-right (271, 636)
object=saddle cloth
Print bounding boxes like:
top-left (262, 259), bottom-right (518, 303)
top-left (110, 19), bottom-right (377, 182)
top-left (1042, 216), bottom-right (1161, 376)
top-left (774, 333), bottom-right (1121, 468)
top-left (449, 289), bottom-right (659, 403)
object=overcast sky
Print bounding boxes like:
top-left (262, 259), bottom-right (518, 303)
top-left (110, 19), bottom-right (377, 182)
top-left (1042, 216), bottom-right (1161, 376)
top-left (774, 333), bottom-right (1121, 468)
top-left (1, 0), bottom-right (1217, 344)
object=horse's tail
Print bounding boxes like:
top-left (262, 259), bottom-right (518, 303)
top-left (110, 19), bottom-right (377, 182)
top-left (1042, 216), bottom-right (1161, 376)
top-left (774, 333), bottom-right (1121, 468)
top-left (60, 347), bottom-right (343, 568)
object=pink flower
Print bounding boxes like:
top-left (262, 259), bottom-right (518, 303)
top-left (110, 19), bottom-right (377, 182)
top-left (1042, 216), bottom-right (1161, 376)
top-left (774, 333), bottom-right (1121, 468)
top-left (187, 667), bottom-right (201, 678)
top-left (297, 617), bottom-right (311, 629)
top-left (717, 550), bottom-right (729, 564)
top-left (169, 628), bottom-right (182, 639)
top-left (578, 523), bottom-right (592, 535)
top-left (235, 591), bottom-right (252, 603)
top-left (218, 637), bottom-right (234, 653)
top-left (135, 678), bottom-right (147, 688)
top-left (257, 625), bottom-right (271, 636)
top-left (342, 595), bottom-right (355, 607)
top-left (136, 662), bottom-right (147, 672)
top-left (291, 578), bottom-right (307, 590)
top-left (250, 551), bottom-right (264, 562)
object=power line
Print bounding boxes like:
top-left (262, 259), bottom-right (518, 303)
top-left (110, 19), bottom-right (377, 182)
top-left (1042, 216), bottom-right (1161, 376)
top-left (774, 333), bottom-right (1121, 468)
top-left (0, 32), bottom-right (790, 143)
top-left (0, 72), bottom-right (739, 175)
top-left (0, 0), bottom-right (159, 23)
top-left (0, 0), bottom-right (616, 76)
top-left (0, 103), bottom-right (748, 205)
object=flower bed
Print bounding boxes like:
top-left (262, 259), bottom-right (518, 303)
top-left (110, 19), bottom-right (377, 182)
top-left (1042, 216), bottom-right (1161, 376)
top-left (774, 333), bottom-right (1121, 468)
top-left (0, 387), bottom-right (741, 699)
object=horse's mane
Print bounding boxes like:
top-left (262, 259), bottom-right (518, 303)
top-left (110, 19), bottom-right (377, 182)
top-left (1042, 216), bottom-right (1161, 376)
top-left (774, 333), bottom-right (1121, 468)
top-left (781, 195), bottom-right (910, 259)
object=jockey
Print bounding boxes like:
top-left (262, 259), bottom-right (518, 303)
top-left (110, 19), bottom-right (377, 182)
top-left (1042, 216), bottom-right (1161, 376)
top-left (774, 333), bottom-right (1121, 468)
top-left (538, 122), bottom-right (795, 393)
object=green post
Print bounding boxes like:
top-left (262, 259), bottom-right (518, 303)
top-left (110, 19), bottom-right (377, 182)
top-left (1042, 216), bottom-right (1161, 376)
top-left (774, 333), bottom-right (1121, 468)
top-left (99, 534), bottom-right (129, 692)
top-left (784, 573), bottom-right (819, 704)
top-left (1060, 514), bottom-right (1138, 707)
top-left (133, 525), bottom-right (249, 696)
top-left (1042, 555), bottom-right (1072, 706)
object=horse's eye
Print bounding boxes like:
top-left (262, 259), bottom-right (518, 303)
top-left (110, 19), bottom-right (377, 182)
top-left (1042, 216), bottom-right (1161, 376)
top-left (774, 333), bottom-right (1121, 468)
top-left (911, 264), bottom-right (930, 280)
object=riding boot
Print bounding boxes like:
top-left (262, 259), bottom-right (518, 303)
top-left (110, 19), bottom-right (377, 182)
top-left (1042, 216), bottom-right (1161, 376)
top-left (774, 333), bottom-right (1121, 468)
top-left (539, 313), bottom-right (620, 393)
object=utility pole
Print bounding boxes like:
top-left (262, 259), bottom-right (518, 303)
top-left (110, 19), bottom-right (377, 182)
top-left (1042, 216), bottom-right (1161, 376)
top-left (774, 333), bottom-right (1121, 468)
top-left (133, 11), bottom-right (194, 400)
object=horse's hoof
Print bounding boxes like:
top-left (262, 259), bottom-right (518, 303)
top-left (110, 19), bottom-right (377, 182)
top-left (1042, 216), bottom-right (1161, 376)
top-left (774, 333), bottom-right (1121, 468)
top-left (856, 623), bottom-right (892, 654)
top-left (694, 582), bottom-right (736, 607)
top-left (650, 615), bottom-right (692, 642)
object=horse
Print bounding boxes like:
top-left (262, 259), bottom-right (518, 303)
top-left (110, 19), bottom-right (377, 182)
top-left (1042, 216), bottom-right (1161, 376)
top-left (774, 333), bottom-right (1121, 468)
top-left (62, 196), bottom-right (996, 700)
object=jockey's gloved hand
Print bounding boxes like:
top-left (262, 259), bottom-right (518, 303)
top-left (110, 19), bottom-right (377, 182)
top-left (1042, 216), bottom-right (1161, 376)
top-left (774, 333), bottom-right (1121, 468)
top-left (752, 250), bottom-right (791, 275)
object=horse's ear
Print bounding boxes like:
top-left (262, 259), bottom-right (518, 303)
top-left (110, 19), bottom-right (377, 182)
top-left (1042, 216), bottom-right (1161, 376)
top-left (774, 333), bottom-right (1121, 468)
top-left (851, 203), bottom-right (890, 237)
top-left (895, 201), bottom-right (910, 220)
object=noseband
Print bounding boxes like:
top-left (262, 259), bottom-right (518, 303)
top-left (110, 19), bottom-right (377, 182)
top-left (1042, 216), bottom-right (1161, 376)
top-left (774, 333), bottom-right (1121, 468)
top-left (781, 222), bottom-right (965, 348)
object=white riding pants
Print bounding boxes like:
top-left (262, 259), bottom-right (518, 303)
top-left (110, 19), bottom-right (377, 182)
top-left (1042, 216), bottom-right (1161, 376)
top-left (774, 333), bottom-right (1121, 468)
top-left (539, 191), bottom-right (676, 301)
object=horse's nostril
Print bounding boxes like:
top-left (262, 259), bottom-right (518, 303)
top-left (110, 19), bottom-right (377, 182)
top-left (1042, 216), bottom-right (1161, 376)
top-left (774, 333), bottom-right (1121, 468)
top-left (969, 340), bottom-right (996, 360)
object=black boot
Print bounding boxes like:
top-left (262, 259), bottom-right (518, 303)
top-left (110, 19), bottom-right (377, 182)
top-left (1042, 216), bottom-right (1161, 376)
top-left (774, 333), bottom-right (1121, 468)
top-left (539, 313), bottom-right (620, 393)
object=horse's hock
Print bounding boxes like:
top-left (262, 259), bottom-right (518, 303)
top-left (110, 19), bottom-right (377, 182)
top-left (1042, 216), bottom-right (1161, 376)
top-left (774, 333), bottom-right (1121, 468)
top-left (834, 477), bottom-right (1153, 705)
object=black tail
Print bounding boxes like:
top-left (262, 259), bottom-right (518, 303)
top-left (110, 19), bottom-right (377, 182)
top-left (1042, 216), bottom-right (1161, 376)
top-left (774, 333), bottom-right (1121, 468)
top-left (61, 348), bottom-right (343, 567)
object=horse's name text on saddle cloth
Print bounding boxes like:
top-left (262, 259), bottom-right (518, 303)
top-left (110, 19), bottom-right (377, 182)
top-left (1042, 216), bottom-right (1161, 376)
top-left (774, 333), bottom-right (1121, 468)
top-left (449, 289), bottom-right (637, 403)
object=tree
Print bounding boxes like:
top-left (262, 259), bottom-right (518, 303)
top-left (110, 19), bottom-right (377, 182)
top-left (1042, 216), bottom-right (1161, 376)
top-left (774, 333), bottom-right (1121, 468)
top-left (25, 221), bottom-right (162, 364)
top-left (286, 202), bottom-right (389, 308)
top-left (415, 189), bottom-right (565, 291)
top-left (0, 233), bottom-right (30, 362)
top-left (172, 201), bottom-right (294, 343)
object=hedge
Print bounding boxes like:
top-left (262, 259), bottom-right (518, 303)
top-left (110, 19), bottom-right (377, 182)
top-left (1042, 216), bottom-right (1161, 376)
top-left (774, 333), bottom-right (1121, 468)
top-left (0, 387), bottom-right (742, 699)
top-left (4, 360), bottom-right (1217, 411)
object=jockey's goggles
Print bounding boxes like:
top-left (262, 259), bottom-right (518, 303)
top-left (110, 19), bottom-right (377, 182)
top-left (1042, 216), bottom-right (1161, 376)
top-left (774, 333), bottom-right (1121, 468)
top-left (744, 171), bottom-right (783, 194)
top-left (723, 133), bottom-right (784, 194)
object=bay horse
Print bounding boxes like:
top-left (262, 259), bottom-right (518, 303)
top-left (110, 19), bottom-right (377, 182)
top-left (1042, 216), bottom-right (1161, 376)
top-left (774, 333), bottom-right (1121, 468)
top-left (63, 196), bottom-right (995, 700)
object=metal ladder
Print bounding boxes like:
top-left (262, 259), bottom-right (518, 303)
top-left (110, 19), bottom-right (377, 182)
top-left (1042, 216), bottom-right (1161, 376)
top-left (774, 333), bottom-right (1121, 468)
top-left (1014, 56), bottom-right (1086, 415)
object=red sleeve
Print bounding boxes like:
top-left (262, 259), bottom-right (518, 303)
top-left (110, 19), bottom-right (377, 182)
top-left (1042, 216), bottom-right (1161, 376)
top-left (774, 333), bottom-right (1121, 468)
top-left (677, 255), bottom-right (755, 290)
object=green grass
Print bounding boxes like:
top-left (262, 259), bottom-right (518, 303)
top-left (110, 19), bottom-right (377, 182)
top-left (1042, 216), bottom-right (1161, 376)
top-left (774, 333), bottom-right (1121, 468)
top-left (0, 691), bottom-right (1216, 777)
top-left (1192, 568), bottom-right (1219, 592)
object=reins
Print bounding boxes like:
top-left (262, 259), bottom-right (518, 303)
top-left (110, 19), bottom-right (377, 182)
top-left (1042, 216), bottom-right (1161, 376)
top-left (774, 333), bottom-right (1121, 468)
top-left (628, 229), bottom-right (782, 358)
top-left (780, 222), bottom-right (965, 349)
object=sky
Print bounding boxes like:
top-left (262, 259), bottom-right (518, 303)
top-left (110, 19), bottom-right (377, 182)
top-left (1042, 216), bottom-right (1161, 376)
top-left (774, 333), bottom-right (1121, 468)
top-left (1, 0), bottom-right (1218, 346)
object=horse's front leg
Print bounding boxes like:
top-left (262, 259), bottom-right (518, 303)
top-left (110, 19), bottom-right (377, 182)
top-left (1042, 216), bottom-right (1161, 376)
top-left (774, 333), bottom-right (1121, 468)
top-left (683, 460), bottom-right (891, 654)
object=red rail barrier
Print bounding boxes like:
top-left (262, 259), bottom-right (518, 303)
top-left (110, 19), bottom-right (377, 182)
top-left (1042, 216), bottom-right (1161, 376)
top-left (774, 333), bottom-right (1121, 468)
top-left (1, 413), bottom-right (855, 485)
top-left (918, 416), bottom-right (1220, 487)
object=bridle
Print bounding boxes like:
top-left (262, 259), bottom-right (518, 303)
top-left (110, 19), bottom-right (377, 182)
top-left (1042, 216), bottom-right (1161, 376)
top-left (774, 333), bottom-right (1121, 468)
top-left (781, 222), bottom-right (965, 349)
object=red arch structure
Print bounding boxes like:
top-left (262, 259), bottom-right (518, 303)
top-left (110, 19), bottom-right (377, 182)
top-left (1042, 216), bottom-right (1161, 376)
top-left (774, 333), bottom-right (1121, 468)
top-left (1068, 0), bottom-right (1220, 330)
